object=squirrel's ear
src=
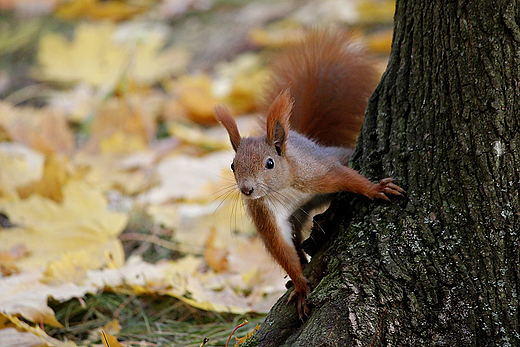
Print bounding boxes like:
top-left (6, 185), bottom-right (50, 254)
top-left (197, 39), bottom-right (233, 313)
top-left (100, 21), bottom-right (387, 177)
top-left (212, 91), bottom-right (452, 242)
top-left (214, 105), bottom-right (241, 152)
top-left (266, 89), bottom-right (293, 155)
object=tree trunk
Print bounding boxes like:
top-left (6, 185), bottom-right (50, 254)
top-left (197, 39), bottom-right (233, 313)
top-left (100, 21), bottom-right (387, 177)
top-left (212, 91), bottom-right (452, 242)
top-left (255, 0), bottom-right (520, 346)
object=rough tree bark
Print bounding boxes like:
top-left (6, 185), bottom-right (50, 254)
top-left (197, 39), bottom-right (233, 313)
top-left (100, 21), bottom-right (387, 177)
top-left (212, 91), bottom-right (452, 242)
top-left (254, 0), bottom-right (520, 346)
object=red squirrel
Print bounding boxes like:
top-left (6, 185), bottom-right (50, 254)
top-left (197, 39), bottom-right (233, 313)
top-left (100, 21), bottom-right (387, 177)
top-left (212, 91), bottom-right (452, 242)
top-left (214, 29), bottom-right (404, 319)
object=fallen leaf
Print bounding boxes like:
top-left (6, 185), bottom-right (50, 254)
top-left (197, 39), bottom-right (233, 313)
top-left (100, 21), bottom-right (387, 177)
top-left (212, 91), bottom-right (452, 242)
top-left (36, 22), bottom-right (126, 87)
top-left (204, 228), bottom-right (229, 273)
top-left (0, 313), bottom-right (78, 346)
top-left (0, 327), bottom-right (47, 347)
top-left (214, 52), bottom-right (268, 114)
top-left (56, 0), bottom-right (144, 21)
top-left (100, 130), bottom-right (148, 154)
top-left (36, 22), bottom-right (188, 87)
top-left (124, 26), bottom-right (190, 85)
top-left (102, 319), bottom-right (121, 336)
top-left (84, 254), bottom-right (284, 315)
top-left (0, 271), bottom-right (96, 327)
top-left (17, 154), bottom-right (69, 202)
top-left (0, 244), bottom-right (27, 276)
top-left (0, 142), bottom-right (45, 193)
top-left (0, 101), bottom-right (75, 156)
top-left (172, 74), bottom-right (219, 125)
top-left (167, 122), bottom-right (230, 151)
top-left (138, 150), bottom-right (234, 204)
top-left (73, 151), bottom-right (156, 195)
top-left (48, 83), bottom-right (96, 123)
top-left (100, 330), bottom-right (125, 347)
top-left (0, 179), bottom-right (127, 273)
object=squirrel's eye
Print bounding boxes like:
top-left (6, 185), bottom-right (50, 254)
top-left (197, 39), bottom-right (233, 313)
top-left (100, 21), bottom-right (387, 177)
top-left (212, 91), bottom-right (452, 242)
top-left (265, 158), bottom-right (274, 169)
top-left (231, 162), bottom-right (235, 172)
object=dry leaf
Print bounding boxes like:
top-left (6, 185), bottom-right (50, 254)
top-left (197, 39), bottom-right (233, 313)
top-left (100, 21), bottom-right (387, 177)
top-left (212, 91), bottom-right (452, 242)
top-left (37, 22), bottom-right (188, 87)
top-left (204, 229), bottom-right (229, 273)
top-left (48, 83), bottom-right (96, 123)
top-left (102, 319), bottom-right (121, 336)
top-left (167, 122), bottom-right (230, 151)
top-left (138, 151), bottom-right (233, 204)
top-left (84, 254), bottom-right (283, 315)
top-left (56, 0), bottom-right (144, 21)
top-left (100, 330), bottom-right (125, 347)
top-left (214, 52), bottom-right (268, 114)
top-left (0, 143), bottom-right (44, 194)
top-left (74, 151), bottom-right (155, 195)
top-left (37, 22), bottom-right (126, 86)
top-left (172, 74), bottom-right (219, 124)
top-left (17, 154), bottom-right (69, 202)
top-left (0, 244), bottom-right (27, 276)
top-left (84, 95), bottom-right (156, 155)
top-left (0, 313), bottom-right (79, 347)
top-left (0, 327), bottom-right (47, 347)
top-left (0, 271), bottom-right (96, 327)
top-left (0, 102), bottom-right (74, 156)
top-left (0, 179), bottom-right (127, 273)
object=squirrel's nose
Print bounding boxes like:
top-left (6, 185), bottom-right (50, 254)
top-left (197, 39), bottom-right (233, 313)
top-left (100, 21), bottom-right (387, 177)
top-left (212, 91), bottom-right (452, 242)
top-left (240, 186), bottom-right (254, 196)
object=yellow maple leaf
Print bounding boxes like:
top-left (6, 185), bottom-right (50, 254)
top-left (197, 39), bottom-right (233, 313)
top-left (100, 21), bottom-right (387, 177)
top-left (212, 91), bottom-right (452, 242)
top-left (36, 22), bottom-right (189, 87)
top-left (0, 179), bottom-right (127, 274)
top-left (37, 22), bottom-right (127, 87)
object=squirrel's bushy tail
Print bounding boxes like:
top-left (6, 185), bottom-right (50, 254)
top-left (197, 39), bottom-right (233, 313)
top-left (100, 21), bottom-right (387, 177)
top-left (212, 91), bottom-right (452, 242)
top-left (265, 28), bottom-right (379, 149)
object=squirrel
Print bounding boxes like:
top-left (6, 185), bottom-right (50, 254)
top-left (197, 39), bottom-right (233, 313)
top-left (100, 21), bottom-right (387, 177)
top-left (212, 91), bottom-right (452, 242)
top-left (214, 28), bottom-right (404, 319)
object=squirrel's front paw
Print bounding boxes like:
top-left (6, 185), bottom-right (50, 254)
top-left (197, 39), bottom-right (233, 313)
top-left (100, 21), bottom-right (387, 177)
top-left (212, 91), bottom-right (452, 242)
top-left (288, 280), bottom-right (310, 320)
top-left (373, 178), bottom-right (405, 201)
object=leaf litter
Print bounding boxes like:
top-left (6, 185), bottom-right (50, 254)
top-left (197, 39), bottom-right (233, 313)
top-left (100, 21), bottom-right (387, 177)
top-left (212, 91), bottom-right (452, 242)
top-left (0, 0), bottom-right (394, 345)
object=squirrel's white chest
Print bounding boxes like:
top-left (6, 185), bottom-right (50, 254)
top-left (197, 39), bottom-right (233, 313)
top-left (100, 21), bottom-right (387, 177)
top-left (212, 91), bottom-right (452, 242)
top-left (263, 187), bottom-right (315, 246)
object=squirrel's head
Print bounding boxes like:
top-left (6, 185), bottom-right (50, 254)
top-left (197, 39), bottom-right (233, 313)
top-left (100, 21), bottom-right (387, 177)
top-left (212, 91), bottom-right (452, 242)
top-left (214, 90), bottom-right (293, 199)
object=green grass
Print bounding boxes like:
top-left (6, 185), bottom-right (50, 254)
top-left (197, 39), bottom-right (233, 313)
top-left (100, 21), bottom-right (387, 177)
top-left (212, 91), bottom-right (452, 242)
top-left (47, 292), bottom-right (264, 346)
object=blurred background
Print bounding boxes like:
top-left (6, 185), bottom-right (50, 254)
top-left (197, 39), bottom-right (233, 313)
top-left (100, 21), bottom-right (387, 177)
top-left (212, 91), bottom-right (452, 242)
top-left (0, 0), bottom-right (394, 346)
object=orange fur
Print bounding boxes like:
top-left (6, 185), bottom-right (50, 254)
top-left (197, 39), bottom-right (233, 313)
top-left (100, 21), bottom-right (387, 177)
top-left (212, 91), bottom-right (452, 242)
top-left (214, 106), bottom-right (241, 151)
top-left (265, 28), bottom-right (378, 148)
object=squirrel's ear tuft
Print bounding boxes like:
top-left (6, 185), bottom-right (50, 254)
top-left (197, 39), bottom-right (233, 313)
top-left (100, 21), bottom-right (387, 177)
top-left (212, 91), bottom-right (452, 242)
top-left (215, 105), bottom-right (241, 152)
top-left (266, 89), bottom-right (293, 155)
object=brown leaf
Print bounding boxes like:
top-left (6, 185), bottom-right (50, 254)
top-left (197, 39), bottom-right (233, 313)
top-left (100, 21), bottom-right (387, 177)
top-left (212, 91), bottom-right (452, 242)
top-left (204, 229), bottom-right (229, 273)
top-left (84, 96), bottom-right (156, 154)
top-left (0, 102), bottom-right (74, 156)
top-left (17, 154), bottom-right (69, 202)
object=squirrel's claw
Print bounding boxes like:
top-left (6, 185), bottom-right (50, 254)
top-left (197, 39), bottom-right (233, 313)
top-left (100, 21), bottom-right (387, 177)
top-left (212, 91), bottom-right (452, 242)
top-left (288, 280), bottom-right (310, 320)
top-left (374, 178), bottom-right (405, 201)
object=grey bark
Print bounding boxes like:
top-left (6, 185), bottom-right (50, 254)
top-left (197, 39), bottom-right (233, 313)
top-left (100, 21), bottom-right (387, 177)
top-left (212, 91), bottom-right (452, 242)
top-left (254, 0), bottom-right (520, 346)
